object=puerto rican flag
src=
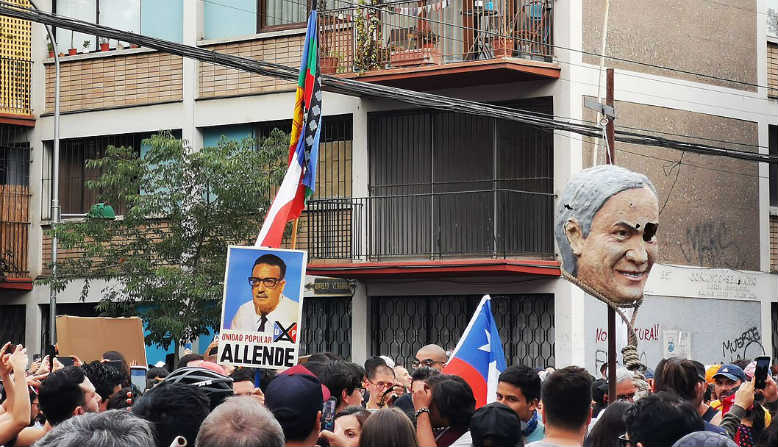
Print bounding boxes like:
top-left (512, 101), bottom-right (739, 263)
top-left (443, 295), bottom-right (507, 408)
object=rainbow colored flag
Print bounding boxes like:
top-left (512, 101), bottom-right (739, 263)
top-left (256, 9), bottom-right (322, 248)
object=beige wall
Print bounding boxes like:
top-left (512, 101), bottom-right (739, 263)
top-left (770, 216), bottom-right (778, 272)
top-left (198, 35), bottom-right (304, 99)
top-left (583, 0), bottom-right (757, 91)
top-left (583, 99), bottom-right (760, 270)
top-left (45, 52), bottom-right (183, 113)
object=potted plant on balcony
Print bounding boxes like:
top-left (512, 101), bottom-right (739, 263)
top-left (99, 37), bottom-right (110, 52)
top-left (68, 30), bottom-right (77, 55)
top-left (82, 40), bottom-right (91, 54)
top-left (390, 29), bottom-right (442, 68)
top-left (46, 35), bottom-right (54, 58)
top-left (353, 0), bottom-right (383, 72)
top-left (491, 34), bottom-right (514, 58)
top-left (320, 48), bottom-right (340, 74)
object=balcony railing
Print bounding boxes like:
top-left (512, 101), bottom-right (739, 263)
top-left (319, 0), bottom-right (553, 75)
top-left (304, 189), bottom-right (554, 260)
top-left (0, 56), bottom-right (32, 116)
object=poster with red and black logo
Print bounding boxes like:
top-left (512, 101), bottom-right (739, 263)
top-left (217, 246), bottom-right (306, 370)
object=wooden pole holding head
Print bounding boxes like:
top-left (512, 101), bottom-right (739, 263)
top-left (605, 67), bottom-right (617, 406)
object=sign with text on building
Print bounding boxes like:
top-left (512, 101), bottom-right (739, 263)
top-left (217, 246), bottom-right (307, 370)
top-left (644, 263), bottom-right (774, 301)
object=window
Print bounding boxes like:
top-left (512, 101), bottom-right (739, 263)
top-left (203, 0), bottom-right (310, 39)
top-left (54, 0), bottom-right (182, 53)
top-left (771, 125), bottom-right (777, 208)
top-left (769, 0), bottom-right (777, 38)
top-left (41, 132), bottom-right (150, 219)
top-left (260, 0), bottom-right (308, 31)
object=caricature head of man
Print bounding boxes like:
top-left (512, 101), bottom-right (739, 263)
top-left (249, 254), bottom-right (287, 315)
top-left (554, 165), bottom-right (659, 303)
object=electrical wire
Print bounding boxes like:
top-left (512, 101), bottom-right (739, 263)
top-left (1, 1), bottom-right (776, 165)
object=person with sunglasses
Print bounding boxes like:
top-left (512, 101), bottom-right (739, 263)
top-left (230, 254), bottom-right (298, 334)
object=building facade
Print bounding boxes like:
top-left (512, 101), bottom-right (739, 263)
top-left (0, 0), bottom-right (776, 371)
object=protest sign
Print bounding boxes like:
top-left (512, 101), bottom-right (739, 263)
top-left (56, 316), bottom-right (147, 365)
top-left (217, 246), bottom-right (306, 370)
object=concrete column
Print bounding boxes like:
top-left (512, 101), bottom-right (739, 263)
top-left (351, 100), bottom-right (369, 259)
top-left (554, 280), bottom-right (586, 367)
top-left (182, 0), bottom-right (202, 151)
top-left (25, 300), bottom-right (43, 355)
top-left (761, 299), bottom-right (775, 361)
top-left (351, 280), bottom-right (369, 365)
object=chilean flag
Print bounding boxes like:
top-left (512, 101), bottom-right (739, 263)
top-left (255, 8), bottom-right (322, 248)
top-left (443, 295), bottom-right (507, 408)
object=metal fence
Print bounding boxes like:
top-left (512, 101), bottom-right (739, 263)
top-left (319, 0), bottom-right (553, 74)
top-left (371, 294), bottom-right (554, 369)
top-left (306, 189), bottom-right (553, 260)
top-left (300, 296), bottom-right (353, 359)
top-left (0, 56), bottom-right (32, 116)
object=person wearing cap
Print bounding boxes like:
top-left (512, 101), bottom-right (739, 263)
top-left (470, 402), bottom-right (523, 447)
top-left (265, 364), bottom-right (326, 447)
top-left (710, 364), bottom-right (747, 413)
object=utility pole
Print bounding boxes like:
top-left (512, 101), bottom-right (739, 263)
top-left (605, 68), bottom-right (617, 405)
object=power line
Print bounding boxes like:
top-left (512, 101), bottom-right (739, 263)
top-left (1, 2), bottom-right (776, 165)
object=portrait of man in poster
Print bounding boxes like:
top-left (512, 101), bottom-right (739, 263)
top-left (229, 253), bottom-right (299, 333)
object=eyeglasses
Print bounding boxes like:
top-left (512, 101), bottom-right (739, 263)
top-left (412, 358), bottom-right (441, 368)
top-left (368, 379), bottom-right (394, 390)
top-left (616, 392), bottom-right (636, 402)
top-left (618, 434), bottom-right (638, 447)
top-left (248, 277), bottom-right (281, 288)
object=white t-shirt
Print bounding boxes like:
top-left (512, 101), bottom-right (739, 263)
top-left (229, 295), bottom-right (299, 333)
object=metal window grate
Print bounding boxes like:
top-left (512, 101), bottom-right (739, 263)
top-left (300, 296), bottom-right (352, 359)
top-left (0, 304), bottom-right (25, 345)
top-left (0, 124), bottom-right (30, 278)
top-left (255, 114), bottom-right (353, 200)
top-left (371, 294), bottom-right (554, 369)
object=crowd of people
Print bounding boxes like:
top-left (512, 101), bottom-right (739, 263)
top-left (1, 340), bottom-right (777, 447)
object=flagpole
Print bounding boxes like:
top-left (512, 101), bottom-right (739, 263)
top-left (291, 218), bottom-right (300, 249)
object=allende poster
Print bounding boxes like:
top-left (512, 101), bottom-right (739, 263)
top-left (217, 246), bottom-right (306, 369)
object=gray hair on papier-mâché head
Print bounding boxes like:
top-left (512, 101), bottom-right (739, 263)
top-left (554, 165), bottom-right (656, 276)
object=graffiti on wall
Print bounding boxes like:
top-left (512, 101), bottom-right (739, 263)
top-left (679, 222), bottom-right (747, 269)
top-left (721, 326), bottom-right (765, 363)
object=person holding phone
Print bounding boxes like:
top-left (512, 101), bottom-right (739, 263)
top-left (718, 358), bottom-right (777, 446)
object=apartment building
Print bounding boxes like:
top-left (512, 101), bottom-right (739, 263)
top-left (0, 0), bottom-right (776, 371)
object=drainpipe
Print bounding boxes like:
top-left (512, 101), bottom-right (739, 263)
top-left (30, 0), bottom-right (60, 349)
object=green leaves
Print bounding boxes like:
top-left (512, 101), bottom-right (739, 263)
top-left (46, 130), bottom-right (288, 352)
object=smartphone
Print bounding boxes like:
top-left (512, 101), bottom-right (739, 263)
top-left (130, 366), bottom-right (148, 392)
top-left (321, 397), bottom-right (337, 432)
top-left (32, 354), bottom-right (42, 362)
top-left (755, 356), bottom-right (770, 390)
top-left (56, 356), bottom-right (75, 366)
top-left (208, 346), bottom-right (218, 357)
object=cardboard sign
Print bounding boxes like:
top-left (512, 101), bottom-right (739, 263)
top-left (217, 246), bottom-right (306, 370)
top-left (56, 316), bottom-right (147, 365)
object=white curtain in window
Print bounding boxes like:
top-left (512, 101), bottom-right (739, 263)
top-left (99, 0), bottom-right (141, 48)
top-left (265, 0), bottom-right (306, 27)
top-left (55, 0), bottom-right (97, 53)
